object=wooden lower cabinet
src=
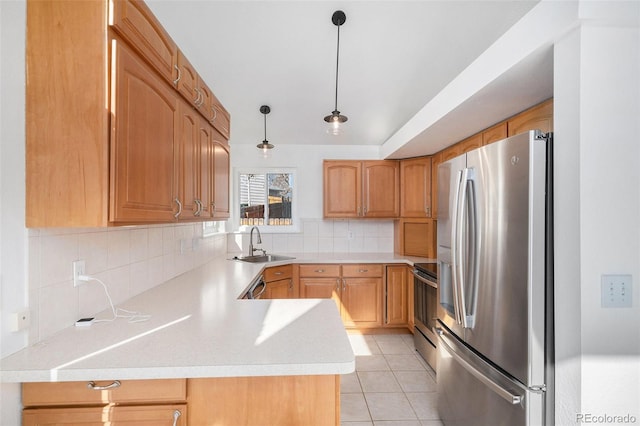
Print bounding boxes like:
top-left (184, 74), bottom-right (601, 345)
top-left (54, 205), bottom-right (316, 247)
top-left (23, 404), bottom-right (186, 425)
top-left (22, 375), bottom-right (339, 426)
top-left (188, 375), bottom-right (340, 426)
top-left (22, 379), bottom-right (187, 425)
top-left (263, 264), bottom-right (297, 299)
top-left (300, 264), bottom-right (383, 329)
top-left (385, 265), bottom-right (410, 327)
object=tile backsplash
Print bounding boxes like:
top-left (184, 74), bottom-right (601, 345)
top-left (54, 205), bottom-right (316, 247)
top-left (28, 218), bottom-right (393, 344)
top-left (227, 218), bottom-right (395, 255)
top-left (28, 223), bottom-right (227, 343)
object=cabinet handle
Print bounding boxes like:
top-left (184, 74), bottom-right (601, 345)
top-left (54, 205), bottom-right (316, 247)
top-left (274, 271), bottom-right (283, 275)
top-left (342, 279), bottom-right (346, 290)
top-left (210, 202), bottom-right (216, 217)
top-left (87, 380), bottom-right (121, 391)
top-left (314, 269), bottom-right (325, 273)
top-left (173, 65), bottom-right (181, 86)
top-left (194, 88), bottom-right (202, 106)
top-left (289, 279), bottom-right (293, 290)
top-left (174, 198), bottom-right (182, 219)
top-left (211, 106), bottom-right (217, 122)
top-left (358, 269), bottom-right (368, 273)
top-left (172, 409), bottom-right (182, 426)
top-left (194, 199), bottom-right (202, 216)
top-left (336, 278), bottom-right (340, 291)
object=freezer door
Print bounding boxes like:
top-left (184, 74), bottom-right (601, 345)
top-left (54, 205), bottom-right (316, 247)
top-left (463, 131), bottom-right (548, 387)
top-left (437, 324), bottom-right (544, 426)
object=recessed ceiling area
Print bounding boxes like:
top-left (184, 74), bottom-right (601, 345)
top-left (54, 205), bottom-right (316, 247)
top-left (146, 0), bottom-right (540, 156)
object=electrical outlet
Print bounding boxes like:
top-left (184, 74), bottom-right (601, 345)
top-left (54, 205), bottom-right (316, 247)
top-left (73, 260), bottom-right (86, 287)
top-left (601, 274), bottom-right (632, 308)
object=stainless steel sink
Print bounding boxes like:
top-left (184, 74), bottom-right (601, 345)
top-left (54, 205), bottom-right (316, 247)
top-left (232, 254), bottom-right (295, 263)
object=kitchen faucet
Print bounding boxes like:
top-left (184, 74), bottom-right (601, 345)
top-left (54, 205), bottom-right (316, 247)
top-left (248, 226), bottom-right (264, 256)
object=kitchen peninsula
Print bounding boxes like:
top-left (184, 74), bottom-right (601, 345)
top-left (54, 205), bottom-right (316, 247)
top-left (1, 253), bottom-right (429, 425)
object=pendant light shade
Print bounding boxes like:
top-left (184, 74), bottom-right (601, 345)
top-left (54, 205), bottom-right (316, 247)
top-left (257, 105), bottom-right (274, 156)
top-left (324, 10), bottom-right (347, 135)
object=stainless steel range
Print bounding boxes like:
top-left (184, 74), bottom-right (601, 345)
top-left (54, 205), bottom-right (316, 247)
top-left (413, 262), bottom-right (438, 370)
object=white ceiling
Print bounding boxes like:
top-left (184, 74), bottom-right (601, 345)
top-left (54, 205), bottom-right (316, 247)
top-left (146, 0), bottom-right (541, 156)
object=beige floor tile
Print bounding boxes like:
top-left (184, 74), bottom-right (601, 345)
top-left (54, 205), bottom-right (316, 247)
top-left (394, 371), bottom-right (437, 393)
top-left (365, 392), bottom-right (418, 421)
top-left (341, 393), bottom-right (372, 422)
top-left (358, 371), bottom-right (402, 393)
top-left (342, 371), bottom-right (363, 393)
top-left (356, 354), bottom-right (390, 371)
top-left (405, 392), bottom-right (439, 420)
top-left (374, 335), bottom-right (415, 355)
top-left (341, 422), bottom-right (373, 426)
top-left (385, 354), bottom-right (427, 371)
top-left (349, 334), bottom-right (382, 355)
top-left (374, 421), bottom-right (422, 426)
top-left (420, 421), bottom-right (444, 426)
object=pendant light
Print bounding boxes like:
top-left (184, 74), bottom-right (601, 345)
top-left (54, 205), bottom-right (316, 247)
top-left (324, 10), bottom-right (347, 135)
top-left (256, 105), bottom-right (274, 157)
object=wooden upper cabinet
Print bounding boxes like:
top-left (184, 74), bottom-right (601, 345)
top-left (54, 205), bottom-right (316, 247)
top-left (363, 161), bottom-right (400, 218)
top-left (430, 152), bottom-right (441, 220)
top-left (111, 0), bottom-right (178, 84)
top-left (211, 132), bottom-right (230, 219)
top-left (26, 0), bottom-right (110, 227)
top-left (508, 98), bottom-right (553, 136)
top-left (175, 50), bottom-right (231, 139)
top-left (323, 161), bottom-right (362, 218)
top-left (176, 101), bottom-right (199, 221)
top-left (110, 40), bottom-right (179, 223)
top-left (26, 0), bottom-right (230, 227)
top-left (323, 160), bottom-right (399, 219)
top-left (400, 157), bottom-right (432, 218)
top-left (482, 122), bottom-right (508, 145)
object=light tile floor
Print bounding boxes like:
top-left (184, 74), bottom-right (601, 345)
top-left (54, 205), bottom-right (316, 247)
top-left (341, 333), bottom-right (444, 426)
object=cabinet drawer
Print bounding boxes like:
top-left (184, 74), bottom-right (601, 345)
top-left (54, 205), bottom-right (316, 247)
top-left (111, 0), bottom-right (177, 84)
top-left (22, 379), bottom-right (186, 407)
top-left (342, 264), bottom-right (383, 278)
top-left (23, 404), bottom-right (187, 425)
top-left (264, 264), bottom-right (293, 282)
top-left (299, 264), bottom-right (341, 277)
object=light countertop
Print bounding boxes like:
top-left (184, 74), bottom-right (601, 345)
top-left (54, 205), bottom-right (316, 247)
top-left (1, 253), bottom-right (433, 383)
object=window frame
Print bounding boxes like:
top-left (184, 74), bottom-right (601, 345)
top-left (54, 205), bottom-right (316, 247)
top-left (234, 167), bottom-right (299, 233)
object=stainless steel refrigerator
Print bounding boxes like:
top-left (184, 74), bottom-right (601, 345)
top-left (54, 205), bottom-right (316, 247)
top-left (436, 130), bottom-right (554, 426)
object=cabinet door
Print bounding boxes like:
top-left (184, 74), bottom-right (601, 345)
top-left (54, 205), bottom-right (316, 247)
top-left (508, 99), bottom-right (553, 136)
top-left (110, 41), bottom-right (179, 223)
top-left (323, 161), bottom-right (361, 218)
top-left (460, 133), bottom-right (483, 154)
top-left (342, 278), bottom-right (382, 328)
top-left (363, 161), bottom-right (400, 218)
top-left (385, 265), bottom-right (409, 326)
top-left (176, 101), bottom-right (199, 220)
top-left (175, 50), bottom-right (199, 105)
top-left (211, 132), bottom-right (230, 219)
top-left (197, 119), bottom-right (213, 218)
top-left (23, 404), bottom-right (186, 426)
top-left (111, 0), bottom-right (178, 84)
top-left (430, 152), bottom-right (441, 220)
top-left (265, 278), bottom-right (295, 299)
top-left (482, 122), bottom-right (508, 145)
top-left (400, 157), bottom-right (432, 217)
top-left (300, 278), bottom-right (341, 312)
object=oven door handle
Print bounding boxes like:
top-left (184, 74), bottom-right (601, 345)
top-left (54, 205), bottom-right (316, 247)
top-left (412, 270), bottom-right (437, 288)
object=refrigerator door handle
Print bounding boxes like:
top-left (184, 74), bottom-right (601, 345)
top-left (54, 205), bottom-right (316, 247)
top-left (465, 172), bottom-right (479, 328)
top-left (450, 170), bottom-right (464, 325)
top-left (454, 168), bottom-right (470, 328)
top-left (437, 327), bottom-right (524, 405)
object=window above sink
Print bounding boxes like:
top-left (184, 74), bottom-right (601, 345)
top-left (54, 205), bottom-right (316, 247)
top-left (235, 168), bottom-right (298, 233)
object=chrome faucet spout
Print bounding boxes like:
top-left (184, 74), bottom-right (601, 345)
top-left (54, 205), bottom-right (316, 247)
top-left (248, 226), bottom-right (263, 256)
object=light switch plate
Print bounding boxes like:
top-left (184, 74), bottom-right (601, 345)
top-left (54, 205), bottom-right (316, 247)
top-left (601, 274), bottom-right (632, 308)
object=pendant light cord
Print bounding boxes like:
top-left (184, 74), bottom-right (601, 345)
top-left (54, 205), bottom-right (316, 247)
top-left (333, 23), bottom-right (341, 112)
top-left (263, 112), bottom-right (267, 143)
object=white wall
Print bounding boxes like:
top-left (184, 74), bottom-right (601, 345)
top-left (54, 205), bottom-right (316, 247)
top-left (554, 3), bottom-right (640, 423)
top-left (0, 0), bottom-right (27, 423)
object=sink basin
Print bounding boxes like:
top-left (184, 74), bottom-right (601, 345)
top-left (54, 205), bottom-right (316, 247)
top-left (233, 254), bottom-right (295, 263)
